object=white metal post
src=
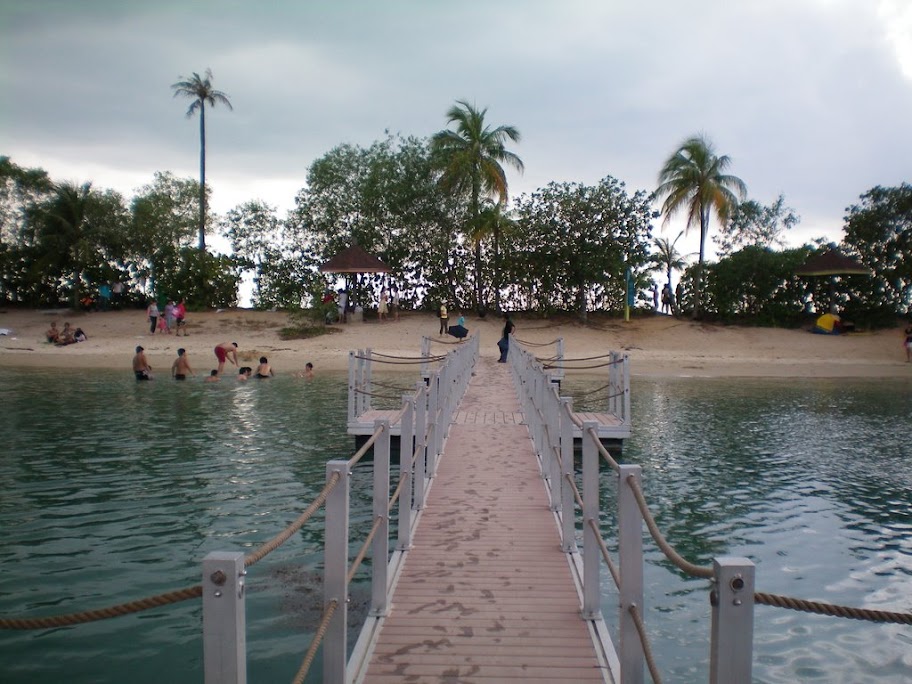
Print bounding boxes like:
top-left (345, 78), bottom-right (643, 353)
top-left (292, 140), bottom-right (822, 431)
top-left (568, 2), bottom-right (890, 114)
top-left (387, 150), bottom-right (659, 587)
top-left (324, 460), bottom-right (350, 684)
top-left (547, 387), bottom-right (560, 510)
top-left (622, 354), bottom-right (631, 425)
top-left (202, 551), bottom-right (247, 684)
top-left (710, 557), bottom-right (755, 684)
top-left (414, 381), bottom-right (427, 510)
top-left (398, 396), bottom-right (414, 550)
top-left (371, 419), bottom-right (390, 616)
top-left (618, 464), bottom-right (645, 684)
top-left (582, 421), bottom-right (600, 620)
top-left (560, 397), bottom-right (577, 553)
top-left (427, 371), bottom-right (440, 476)
top-left (347, 351), bottom-right (356, 423)
top-left (364, 348), bottom-right (373, 414)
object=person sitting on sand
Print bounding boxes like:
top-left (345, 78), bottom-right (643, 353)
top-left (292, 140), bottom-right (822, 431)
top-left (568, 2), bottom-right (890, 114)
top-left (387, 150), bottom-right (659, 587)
top-left (171, 348), bottom-right (195, 380)
top-left (133, 345), bottom-right (152, 381)
top-left (73, 328), bottom-right (87, 343)
top-left (46, 321), bottom-right (60, 344)
top-left (254, 356), bottom-right (273, 378)
top-left (58, 322), bottom-right (75, 345)
top-left (214, 341), bottom-right (238, 375)
top-left (237, 367), bottom-right (252, 381)
top-left (204, 369), bottom-right (220, 383)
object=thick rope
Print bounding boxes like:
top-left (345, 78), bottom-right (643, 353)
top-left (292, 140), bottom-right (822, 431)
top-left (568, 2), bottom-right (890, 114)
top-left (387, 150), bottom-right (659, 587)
top-left (291, 598), bottom-right (338, 684)
top-left (755, 592), bottom-right (912, 624)
top-left (0, 584), bottom-right (202, 630)
top-left (626, 475), bottom-right (714, 579)
top-left (353, 388), bottom-right (403, 401)
top-left (629, 603), bottom-right (664, 684)
top-left (544, 361), bottom-right (617, 370)
top-left (590, 428), bottom-right (620, 471)
top-left (347, 515), bottom-right (384, 584)
top-left (565, 472), bottom-right (585, 510)
top-left (546, 352), bottom-right (618, 363)
top-left (388, 474), bottom-right (407, 512)
top-left (567, 381), bottom-right (613, 398)
top-left (514, 337), bottom-right (561, 347)
top-left (244, 473), bottom-right (341, 568)
top-left (353, 354), bottom-right (446, 364)
top-left (371, 380), bottom-right (416, 393)
top-left (587, 517), bottom-right (620, 588)
top-left (348, 425), bottom-right (384, 468)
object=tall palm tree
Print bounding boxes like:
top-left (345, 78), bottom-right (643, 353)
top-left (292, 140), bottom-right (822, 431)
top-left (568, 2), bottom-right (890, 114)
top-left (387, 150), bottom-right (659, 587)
top-left (651, 231), bottom-right (690, 315)
top-left (655, 134), bottom-right (746, 318)
top-left (171, 69), bottom-right (233, 251)
top-left (474, 203), bottom-right (516, 314)
top-left (431, 100), bottom-right (523, 314)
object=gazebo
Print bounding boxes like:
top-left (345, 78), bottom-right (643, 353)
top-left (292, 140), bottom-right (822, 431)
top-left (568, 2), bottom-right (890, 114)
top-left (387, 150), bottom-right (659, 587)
top-left (796, 249), bottom-right (872, 315)
top-left (319, 245), bottom-right (391, 275)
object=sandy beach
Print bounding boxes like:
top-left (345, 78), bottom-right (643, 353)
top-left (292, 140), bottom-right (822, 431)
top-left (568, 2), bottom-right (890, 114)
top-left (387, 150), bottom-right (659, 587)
top-left (0, 307), bottom-right (908, 378)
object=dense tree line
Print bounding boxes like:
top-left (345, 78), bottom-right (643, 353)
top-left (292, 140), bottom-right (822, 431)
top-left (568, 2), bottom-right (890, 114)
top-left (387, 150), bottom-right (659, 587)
top-left (1, 136), bottom-right (908, 325)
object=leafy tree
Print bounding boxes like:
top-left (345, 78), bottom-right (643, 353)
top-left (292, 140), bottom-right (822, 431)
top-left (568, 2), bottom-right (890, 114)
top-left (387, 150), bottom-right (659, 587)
top-left (474, 203), bottom-right (515, 314)
top-left (508, 177), bottom-right (655, 320)
top-left (431, 100), bottom-right (523, 314)
top-left (842, 183), bottom-right (912, 318)
top-left (171, 68), bottom-right (232, 251)
top-left (703, 245), bottom-right (809, 325)
top-left (129, 172), bottom-right (201, 297)
top-left (290, 134), bottom-right (467, 310)
top-left (655, 134), bottom-right (746, 318)
top-left (715, 194), bottom-right (799, 258)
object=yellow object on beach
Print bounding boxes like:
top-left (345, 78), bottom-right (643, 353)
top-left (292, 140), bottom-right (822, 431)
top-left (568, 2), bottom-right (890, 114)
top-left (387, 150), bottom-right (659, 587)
top-left (814, 313), bottom-right (840, 333)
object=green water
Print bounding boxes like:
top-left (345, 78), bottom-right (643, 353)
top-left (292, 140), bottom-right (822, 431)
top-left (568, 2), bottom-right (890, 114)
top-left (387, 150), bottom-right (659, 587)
top-left (1, 370), bottom-right (910, 682)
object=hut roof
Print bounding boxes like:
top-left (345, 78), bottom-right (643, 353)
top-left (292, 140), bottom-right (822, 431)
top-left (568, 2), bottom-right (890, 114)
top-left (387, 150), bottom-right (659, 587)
top-left (319, 245), bottom-right (390, 274)
top-left (796, 250), bottom-right (871, 277)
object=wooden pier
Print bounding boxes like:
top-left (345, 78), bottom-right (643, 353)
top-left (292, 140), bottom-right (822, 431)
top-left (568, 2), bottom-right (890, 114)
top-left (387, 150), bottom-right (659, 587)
top-left (351, 357), bottom-right (614, 683)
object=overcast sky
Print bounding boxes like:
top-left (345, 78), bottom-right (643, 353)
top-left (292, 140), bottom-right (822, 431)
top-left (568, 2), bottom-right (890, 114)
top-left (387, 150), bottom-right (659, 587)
top-left (2, 0), bottom-right (911, 262)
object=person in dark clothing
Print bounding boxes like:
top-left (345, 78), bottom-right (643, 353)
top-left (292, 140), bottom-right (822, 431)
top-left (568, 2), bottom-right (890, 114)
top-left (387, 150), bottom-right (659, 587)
top-left (497, 314), bottom-right (515, 363)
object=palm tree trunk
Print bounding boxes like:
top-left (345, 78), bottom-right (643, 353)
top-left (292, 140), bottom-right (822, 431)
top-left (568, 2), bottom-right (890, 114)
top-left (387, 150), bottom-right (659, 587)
top-left (493, 224), bottom-right (501, 314)
top-left (694, 203), bottom-right (708, 319)
top-left (471, 176), bottom-right (484, 315)
top-left (198, 103), bottom-right (207, 251)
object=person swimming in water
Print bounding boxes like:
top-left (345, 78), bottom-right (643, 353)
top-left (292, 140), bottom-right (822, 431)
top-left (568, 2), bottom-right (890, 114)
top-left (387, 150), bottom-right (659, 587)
top-left (254, 356), bottom-right (273, 378)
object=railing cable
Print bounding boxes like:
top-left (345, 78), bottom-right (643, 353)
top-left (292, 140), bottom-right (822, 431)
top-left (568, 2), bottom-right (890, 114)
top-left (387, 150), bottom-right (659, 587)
top-left (291, 598), bottom-right (338, 684)
top-left (629, 603), bottom-right (664, 684)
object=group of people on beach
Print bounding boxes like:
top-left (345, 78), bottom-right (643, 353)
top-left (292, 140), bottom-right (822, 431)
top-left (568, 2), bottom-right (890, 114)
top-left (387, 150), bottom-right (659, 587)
top-left (46, 321), bottom-right (87, 346)
top-left (132, 342), bottom-right (314, 382)
top-left (146, 299), bottom-right (187, 336)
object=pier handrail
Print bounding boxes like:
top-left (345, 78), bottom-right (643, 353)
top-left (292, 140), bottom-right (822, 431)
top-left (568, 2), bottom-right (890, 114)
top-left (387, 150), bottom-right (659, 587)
top-left (508, 339), bottom-right (912, 684)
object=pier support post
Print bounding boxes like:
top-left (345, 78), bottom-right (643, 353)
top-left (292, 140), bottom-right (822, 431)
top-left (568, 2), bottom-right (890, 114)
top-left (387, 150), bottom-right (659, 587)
top-left (618, 464), bottom-right (645, 684)
top-left (413, 381), bottom-right (427, 510)
top-left (546, 386), bottom-right (560, 511)
top-left (559, 397), bottom-right (577, 552)
top-left (582, 421), bottom-right (600, 620)
top-left (370, 420), bottom-right (390, 616)
top-left (427, 370), bottom-right (440, 477)
top-left (397, 396), bottom-right (414, 550)
top-left (202, 551), bottom-right (247, 684)
top-left (710, 557), bottom-right (755, 684)
top-left (324, 460), bottom-right (350, 684)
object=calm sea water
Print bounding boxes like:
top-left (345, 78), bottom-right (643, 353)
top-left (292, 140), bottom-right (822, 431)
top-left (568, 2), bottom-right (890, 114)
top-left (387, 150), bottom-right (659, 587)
top-left (0, 369), bottom-right (910, 682)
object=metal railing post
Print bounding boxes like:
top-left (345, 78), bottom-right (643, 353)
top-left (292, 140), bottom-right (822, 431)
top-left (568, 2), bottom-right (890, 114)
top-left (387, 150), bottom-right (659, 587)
top-left (710, 557), bottom-right (755, 684)
top-left (413, 381), bottom-right (427, 510)
top-left (202, 551), bottom-right (247, 684)
top-left (582, 421), bottom-right (600, 620)
top-left (398, 396), bottom-right (414, 550)
top-left (427, 371), bottom-right (440, 477)
top-left (347, 351), bottom-right (356, 423)
top-left (370, 420), bottom-right (390, 616)
top-left (618, 464), bottom-right (645, 684)
top-left (559, 397), bottom-right (577, 553)
top-left (420, 336), bottom-right (430, 381)
top-left (364, 348), bottom-right (373, 414)
top-left (324, 460), bottom-right (350, 684)
top-left (546, 387), bottom-right (560, 510)
top-left (622, 354), bottom-right (631, 425)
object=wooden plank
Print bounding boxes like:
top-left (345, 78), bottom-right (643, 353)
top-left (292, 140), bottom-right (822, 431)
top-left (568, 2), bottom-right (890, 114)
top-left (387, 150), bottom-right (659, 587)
top-left (361, 357), bottom-right (609, 683)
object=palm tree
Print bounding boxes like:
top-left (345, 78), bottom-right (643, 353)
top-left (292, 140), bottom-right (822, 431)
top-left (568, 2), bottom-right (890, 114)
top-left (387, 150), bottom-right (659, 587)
top-left (431, 100), bottom-right (523, 314)
top-left (474, 203), bottom-right (516, 314)
top-left (171, 69), bottom-right (233, 251)
top-left (651, 231), bottom-right (689, 315)
top-left (655, 134), bottom-right (746, 318)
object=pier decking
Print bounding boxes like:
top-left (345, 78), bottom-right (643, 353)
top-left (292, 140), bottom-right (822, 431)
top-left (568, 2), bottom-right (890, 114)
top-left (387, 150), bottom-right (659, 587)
top-left (354, 357), bottom-right (612, 683)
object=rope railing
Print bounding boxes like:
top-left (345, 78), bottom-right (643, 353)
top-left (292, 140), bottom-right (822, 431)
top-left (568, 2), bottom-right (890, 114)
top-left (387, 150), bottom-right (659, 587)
top-left (0, 584), bottom-right (203, 630)
top-left (291, 598), bottom-right (339, 684)
top-left (353, 354), bottom-right (447, 364)
top-left (353, 387), bottom-right (403, 401)
top-left (629, 603), bottom-right (663, 684)
top-left (754, 592), bottom-right (912, 624)
top-left (626, 474), bottom-right (714, 579)
top-left (587, 517), bottom-right (620, 588)
top-left (589, 427), bottom-right (620, 471)
top-left (514, 337), bottom-right (561, 347)
top-left (543, 360), bottom-right (619, 370)
top-left (245, 472), bottom-right (342, 568)
top-left (347, 515), bottom-right (385, 585)
top-left (348, 424), bottom-right (384, 468)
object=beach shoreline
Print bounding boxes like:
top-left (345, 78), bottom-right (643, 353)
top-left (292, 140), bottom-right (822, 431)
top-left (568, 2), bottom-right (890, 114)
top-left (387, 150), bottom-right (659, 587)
top-left (0, 308), bottom-right (908, 379)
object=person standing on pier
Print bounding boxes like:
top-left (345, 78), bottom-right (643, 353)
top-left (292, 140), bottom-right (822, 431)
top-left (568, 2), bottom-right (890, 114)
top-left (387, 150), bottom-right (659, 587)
top-left (498, 313), bottom-right (515, 363)
top-left (439, 302), bottom-right (448, 335)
